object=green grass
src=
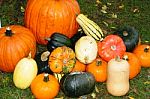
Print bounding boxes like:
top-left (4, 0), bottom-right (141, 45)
top-left (0, 0), bottom-right (150, 98)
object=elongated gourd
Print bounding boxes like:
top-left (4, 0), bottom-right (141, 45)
top-left (107, 57), bottom-right (129, 96)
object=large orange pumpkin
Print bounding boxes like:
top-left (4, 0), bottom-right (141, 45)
top-left (123, 52), bottom-right (141, 79)
top-left (86, 57), bottom-right (107, 82)
top-left (24, 0), bottom-right (80, 44)
top-left (0, 25), bottom-right (36, 72)
top-left (133, 44), bottom-right (150, 67)
top-left (49, 46), bottom-right (76, 73)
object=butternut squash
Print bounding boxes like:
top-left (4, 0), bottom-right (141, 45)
top-left (106, 56), bottom-right (129, 96)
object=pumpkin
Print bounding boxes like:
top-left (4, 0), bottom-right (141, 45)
top-left (0, 25), bottom-right (36, 72)
top-left (13, 53), bottom-right (38, 89)
top-left (123, 52), bottom-right (141, 79)
top-left (107, 56), bottom-right (129, 96)
top-left (86, 57), bottom-right (107, 82)
top-left (31, 73), bottom-right (59, 99)
top-left (98, 35), bottom-right (126, 62)
top-left (60, 72), bottom-right (95, 98)
top-left (49, 46), bottom-right (76, 73)
top-left (24, 0), bottom-right (80, 44)
top-left (114, 26), bottom-right (140, 52)
top-left (34, 51), bottom-right (53, 74)
top-left (75, 36), bottom-right (98, 64)
top-left (72, 59), bottom-right (86, 72)
top-left (133, 44), bottom-right (150, 67)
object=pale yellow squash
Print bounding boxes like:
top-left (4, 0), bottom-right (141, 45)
top-left (75, 36), bottom-right (97, 64)
top-left (13, 53), bottom-right (38, 89)
top-left (107, 57), bottom-right (130, 96)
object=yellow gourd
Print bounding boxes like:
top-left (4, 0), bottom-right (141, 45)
top-left (13, 53), bottom-right (38, 89)
top-left (107, 56), bottom-right (129, 96)
top-left (75, 36), bottom-right (97, 64)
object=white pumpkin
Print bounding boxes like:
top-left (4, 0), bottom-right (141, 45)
top-left (107, 56), bottom-right (129, 96)
top-left (75, 36), bottom-right (97, 64)
top-left (13, 53), bottom-right (38, 89)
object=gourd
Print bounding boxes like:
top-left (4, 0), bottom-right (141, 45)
top-left (49, 46), bottom-right (76, 73)
top-left (34, 51), bottom-right (53, 74)
top-left (0, 25), bottom-right (36, 72)
top-left (75, 36), bottom-right (98, 64)
top-left (86, 57), bottom-right (107, 82)
top-left (72, 59), bottom-right (86, 72)
top-left (133, 44), bottom-right (150, 67)
top-left (24, 0), bottom-right (80, 44)
top-left (76, 14), bottom-right (104, 41)
top-left (60, 72), bottom-right (95, 98)
top-left (13, 53), bottom-right (38, 89)
top-left (46, 32), bottom-right (72, 52)
top-left (31, 73), bottom-right (59, 99)
top-left (98, 35), bottom-right (126, 62)
top-left (123, 52), bottom-right (141, 79)
top-left (114, 26), bottom-right (140, 52)
top-left (107, 56), bottom-right (129, 96)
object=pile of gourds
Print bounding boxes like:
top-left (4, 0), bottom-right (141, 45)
top-left (0, 0), bottom-right (149, 98)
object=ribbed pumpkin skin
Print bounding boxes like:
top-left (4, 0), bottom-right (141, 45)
top-left (24, 0), bottom-right (80, 44)
top-left (0, 25), bottom-right (36, 72)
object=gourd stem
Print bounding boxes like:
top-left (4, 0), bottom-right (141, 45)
top-left (111, 45), bottom-right (116, 51)
top-left (45, 38), bottom-right (51, 41)
top-left (28, 52), bottom-right (32, 59)
top-left (144, 46), bottom-right (149, 52)
top-left (122, 55), bottom-right (129, 61)
top-left (44, 73), bottom-right (49, 82)
top-left (115, 56), bottom-right (121, 62)
top-left (123, 31), bottom-right (128, 36)
top-left (5, 27), bottom-right (13, 36)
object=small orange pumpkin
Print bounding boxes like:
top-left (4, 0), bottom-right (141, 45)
top-left (86, 57), bottom-right (107, 82)
top-left (49, 46), bottom-right (76, 73)
top-left (133, 44), bottom-right (150, 67)
top-left (31, 73), bottom-right (59, 99)
top-left (72, 59), bottom-right (86, 72)
top-left (123, 52), bottom-right (141, 79)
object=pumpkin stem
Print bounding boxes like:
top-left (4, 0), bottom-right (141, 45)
top-left (5, 27), bottom-right (13, 36)
top-left (41, 51), bottom-right (50, 61)
top-left (28, 52), bottom-right (32, 59)
top-left (144, 46), bottom-right (149, 52)
top-left (44, 73), bottom-right (49, 82)
top-left (123, 31), bottom-right (128, 36)
top-left (111, 45), bottom-right (117, 51)
top-left (96, 59), bottom-right (102, 66)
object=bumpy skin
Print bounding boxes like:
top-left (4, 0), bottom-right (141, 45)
top-left (60, 72), bottom-right (95, 98)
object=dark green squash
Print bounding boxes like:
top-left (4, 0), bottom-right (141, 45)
top-left (60, 72), bottom-right (95, 98)
top-left (34, 51), bottom-right (53, 74)
top-left (114, 26), bottom-right (140, 52)
top-left (46, 32), bottom-right (72, 52)
top-left (70, 29), bottom-right (86, 50)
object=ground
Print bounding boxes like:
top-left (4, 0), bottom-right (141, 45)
top-left (0, 0), bottom-right (150, 99)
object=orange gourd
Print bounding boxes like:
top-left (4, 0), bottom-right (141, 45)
top-left (133, 44), bottom-right (150, 67)
top-left (72, 59), bottom-right (86, 72)
top-left (31, 73), bottom-right (59, 99)
top-left (123, 52), bottom-right (141, 79)
top-left (49, 46), bottom-right (76, 73)
top-left (86, 57), bottom-right (107, 82)
top-left (24, 0), bottom-right (80, 44)
top-left (0, 25), bottom-right (36, 72)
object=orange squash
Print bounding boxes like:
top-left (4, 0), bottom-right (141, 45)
top-left (72, 59), bottom-right (86, 72)
top-left (31, 73), bottom-right (59, 99)
top-left (24, 0), bottom-right (80, 44)
top-left (86, 57), bottom-right (107, 82)
top-left (133, 44), bottom-right (150, 67)
top-left (49, 46), bottom-right (76, 73)
top-left (0, 25), bottom-right (36, 72)
top-left (123, 52), bottom-right (141, 79)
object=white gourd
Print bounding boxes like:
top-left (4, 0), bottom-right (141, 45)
top-left (13, 53), bottom-right (38, 89)
top-left (75, 36), bottom-right (97, 64)
top-left (107, 57), bottom-right (130, 96)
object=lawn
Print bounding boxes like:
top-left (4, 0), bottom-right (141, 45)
top-left (0, 0), bottom-right (150, 99)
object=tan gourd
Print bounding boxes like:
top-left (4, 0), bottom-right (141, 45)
top-left (13, 53), bottom-right (38, 89)
top-left (75, 36), bottom-right (98, 64)
top-left (107, 56), bottom-right (129, 96)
